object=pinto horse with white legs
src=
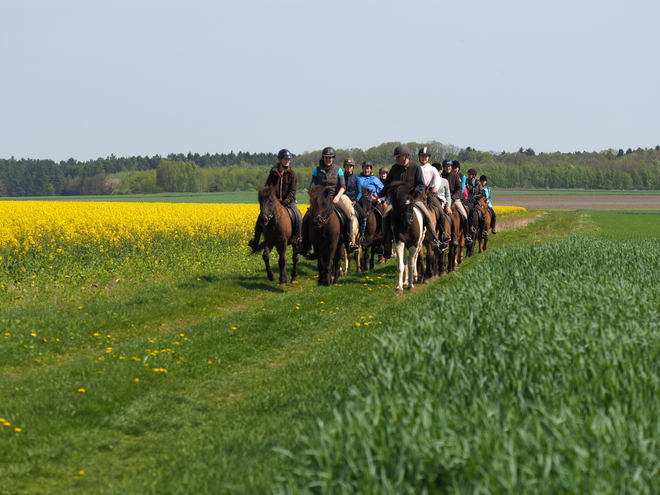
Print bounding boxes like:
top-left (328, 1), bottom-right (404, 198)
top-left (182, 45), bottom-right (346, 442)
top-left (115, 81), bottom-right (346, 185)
top-left (388, 181), bottom-right (426, 292)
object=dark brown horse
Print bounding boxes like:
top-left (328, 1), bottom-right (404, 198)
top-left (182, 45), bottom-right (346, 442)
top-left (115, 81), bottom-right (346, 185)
top-left (416, 187), bottom-right (440, 283)
top-left (358, 191), bottom-right (384, 271)
top-left (307, 185), bottom-right (343, 286)
top-left (388, 181), bottom-right (425, 292)
top-left (254, 185), bottom-right (298, 286)
top-left (436, 208), bottom-right (455, 275)
top-left (450, 203), bottom-right (465, 269)
top-left (476, 197), bottom-right (492, 253)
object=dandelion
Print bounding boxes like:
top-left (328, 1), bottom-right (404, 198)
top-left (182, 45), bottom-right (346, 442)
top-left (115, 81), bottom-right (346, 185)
top-left (30, 332), bottom-right (37, 337)
top-left (231, 326), bottom-right (237, 330)
top-left (78, 388), bottom-right (86, 393)
top-left (78, 470), bottom-right (86, 475)
top-left (3, 421), bottom-right (10, 426)
top-left (14, 427), bottom-right (22, 432)
top-left (134, 378), bottom-right (140, 382)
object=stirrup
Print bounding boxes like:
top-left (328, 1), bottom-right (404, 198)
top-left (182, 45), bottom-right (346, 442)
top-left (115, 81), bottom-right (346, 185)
top-left (465, 236), bottom-right (473, 243)
top-left (440, 233), bottom-right (451, 243)
top-left (359, 235), bottom-right (366, 244)
top-left (347, 243), bottom-right (359, 253)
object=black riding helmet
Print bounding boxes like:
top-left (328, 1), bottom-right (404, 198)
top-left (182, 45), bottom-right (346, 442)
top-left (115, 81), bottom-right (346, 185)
top-left (362, 160), bottom-right (373, 168)
top-left (418, 146), bottom-right (431, 156)
top-left (442, 159), bottom-right (453, 167)
top-left (322, 147), bottom-right (336, 157)
top-left (278, 149), bottom-right (292, 159)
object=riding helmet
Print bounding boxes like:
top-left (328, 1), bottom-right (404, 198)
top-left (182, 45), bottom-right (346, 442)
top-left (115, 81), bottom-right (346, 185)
top-left (442, 159), bottom-right (453, 167)
top-left (343, 158), bottom-right (356, 167)
top-left (468, 168), bottom-right (478, 175)
top-left (322, 147), bottom-right (336, 157)
top-left (278, 149), bottom-right (292, 159)
top-left (393, 144), bottom-right (411, 156)
top-left (362, 160), bottom-right (373, 168)
top-left (418, 146), bottom-right (431, 156)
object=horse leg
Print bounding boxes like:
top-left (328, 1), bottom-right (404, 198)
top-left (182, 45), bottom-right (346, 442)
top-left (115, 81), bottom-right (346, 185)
top-left (277, 246), bottom-right (287, 286)
top-left (291, 249), bottom-right (298, 283)
top-left (396, 241), bottom-right (406, 292)
top-left (263, 246), bottom-right (275, 281)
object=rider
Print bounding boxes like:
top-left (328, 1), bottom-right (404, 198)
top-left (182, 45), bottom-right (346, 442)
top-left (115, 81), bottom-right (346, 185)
top-left (248, 148), bottom-right (302, 253)
top-left (374, 144), bottom-right (442, 259)
top-left (466, 167), bottom-right (486, 236)
top-left (378, 167), bottom-right (389, 182)
top-left (442, 159), bottom-right (471, 243)
top-left (480, 175), bottom-right (498, 234)
top-left (418, 147), bottom-right (450, 242)
top-left (343, 158), bottom-right (365, 242)
top-left (301, 146), bottom-right (359, 256)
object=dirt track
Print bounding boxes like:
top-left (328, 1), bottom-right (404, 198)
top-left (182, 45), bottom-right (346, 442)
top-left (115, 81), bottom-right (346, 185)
top-left (498, 195), bottom-right (660, 210)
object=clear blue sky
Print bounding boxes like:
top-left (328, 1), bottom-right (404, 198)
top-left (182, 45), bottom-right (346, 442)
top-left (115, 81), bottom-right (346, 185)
top-left (1, 0), bottom-right (658, 161)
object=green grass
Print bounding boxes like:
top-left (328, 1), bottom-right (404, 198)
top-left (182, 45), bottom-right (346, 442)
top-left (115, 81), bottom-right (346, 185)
top-left (581, 210), bottom-right (660, 240)
top-left (1, 209), bottom-right (651, 494)
top-left (273, 221), bottom-right (660, 494)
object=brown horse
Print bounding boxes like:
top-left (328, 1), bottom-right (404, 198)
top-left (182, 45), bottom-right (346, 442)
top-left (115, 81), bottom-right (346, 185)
top-left (254, 185), bottom-right (299, 286)
top-left (416, 187), bottom-right (441, 282)
top-left (437, 208), bottom-right (455, 275)
top-left (388, 181), bottom-right (425, 292)
top-left (307, 185), bottom-right (343, 286)
top-left (358, 192), bottom-right (384, 271)
top-left (450, 203), bottom-right (465, 269)
top-left (476, 197), bottom-right (492, 253)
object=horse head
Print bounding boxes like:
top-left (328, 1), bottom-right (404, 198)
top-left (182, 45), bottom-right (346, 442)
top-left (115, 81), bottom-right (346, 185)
top-left (389, 181), bottom-right (415, 228)
top-left (258, 185), bottom-right (278, 225)
top-left (308, 185), bottom-right (334, 227)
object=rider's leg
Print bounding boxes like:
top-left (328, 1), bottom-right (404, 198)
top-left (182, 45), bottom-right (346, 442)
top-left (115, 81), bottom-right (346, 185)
top-left (290, 202), bottom-right (303, 251)
top-left (454, 200), bottom-right (471, 242)
top-left (248, 218), bottom-right (263, 252)
top-left (414, 201), bottom-right (441, 248)
top-left (338, 196), bottom-right (359, 252)
top-left (353, 202), bottom-right (366, 242)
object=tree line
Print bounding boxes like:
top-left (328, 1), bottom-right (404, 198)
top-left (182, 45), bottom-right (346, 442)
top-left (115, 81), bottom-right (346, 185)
top-left (1, 143), bottom-right (659, 197)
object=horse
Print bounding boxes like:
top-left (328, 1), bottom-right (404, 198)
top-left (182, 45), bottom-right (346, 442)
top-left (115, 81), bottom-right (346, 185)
top-left (476, 197), bottom-right (492, 253)
top-left (388, 181), bottom-right (425, 292)
top-left (465, 202), bottom-right (481, 258)
top-left (436, 208), bottom-right (455, 275)
top-left (254, 185), bottom-right (298, 286)
top-left (416, 187), bottom-right (441, 282)
top-left (450, 203), bottom-right (465, 270)
top-left (357, 191), bottom-right (384, 271)
top-left (307, 185), bottom-right (343, 286)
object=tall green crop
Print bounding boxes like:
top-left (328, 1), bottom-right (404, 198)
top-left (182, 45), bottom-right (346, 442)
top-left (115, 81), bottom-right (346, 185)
top-left (276, 236), bottom-right (660, 494)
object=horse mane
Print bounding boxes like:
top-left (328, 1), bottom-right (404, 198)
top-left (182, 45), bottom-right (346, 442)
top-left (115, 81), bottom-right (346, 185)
top-left (389, 181), bottom-right (413, 213)
top-left (258, 184), bottom-right (277, 206)
top-left (308, 185), bottom-right (335, 219)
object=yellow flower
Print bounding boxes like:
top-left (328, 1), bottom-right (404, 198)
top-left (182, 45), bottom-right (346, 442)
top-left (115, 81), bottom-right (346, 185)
top-left (134, 378), bottom-right (140, 382)
top-left (14, 427), bottom-right (22, 432)
top-left (78, 388), bottom-right (86, 393)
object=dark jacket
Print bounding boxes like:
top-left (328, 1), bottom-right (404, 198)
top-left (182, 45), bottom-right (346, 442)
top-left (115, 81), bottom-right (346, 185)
top-left (265, 163), bottom-right (297, 206)
top-left (442, 170), bottom-right (463, 202)
top-left (311, 160), bottom-right (345, 196)
top-left (344, 172), bottom-right (360, 201)
top-left (379, 161), bottom-right (426, 198)
top-left (466, 178), bottom-right (485, 203)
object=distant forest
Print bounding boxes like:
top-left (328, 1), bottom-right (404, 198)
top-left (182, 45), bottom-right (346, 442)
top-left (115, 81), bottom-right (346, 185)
top-left (1, 141), bottom-right (659, 197)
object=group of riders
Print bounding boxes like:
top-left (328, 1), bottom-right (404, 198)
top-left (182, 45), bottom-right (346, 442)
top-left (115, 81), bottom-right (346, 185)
top-left (248, 145), bottom-right (498, 261)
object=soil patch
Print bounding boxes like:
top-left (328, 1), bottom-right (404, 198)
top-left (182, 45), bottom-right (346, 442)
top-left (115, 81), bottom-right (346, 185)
top-left (498, 195), bottom-right (660, 210)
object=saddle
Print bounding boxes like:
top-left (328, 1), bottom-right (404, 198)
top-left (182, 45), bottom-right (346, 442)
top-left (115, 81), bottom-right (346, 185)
top-left (333, 205), bottom-right (348, 230)
top-left (284, 204), bottom-right (297, 225)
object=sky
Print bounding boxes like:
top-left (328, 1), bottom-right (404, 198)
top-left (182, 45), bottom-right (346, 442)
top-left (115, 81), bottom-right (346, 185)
top-left (1, 0), bottom-right (658, 161)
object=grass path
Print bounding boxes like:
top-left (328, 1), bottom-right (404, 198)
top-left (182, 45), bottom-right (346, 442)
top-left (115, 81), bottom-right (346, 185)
top-left (0, 210), bottom-right (580, 494)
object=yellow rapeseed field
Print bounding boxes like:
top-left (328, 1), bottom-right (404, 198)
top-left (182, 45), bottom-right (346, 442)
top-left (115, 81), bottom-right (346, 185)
top-left (0, 201), bottom-right (519, 257)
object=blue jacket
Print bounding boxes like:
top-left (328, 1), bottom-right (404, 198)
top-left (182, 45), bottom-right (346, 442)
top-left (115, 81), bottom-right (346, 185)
top-left (358, 174), bottom-right (384, 196)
